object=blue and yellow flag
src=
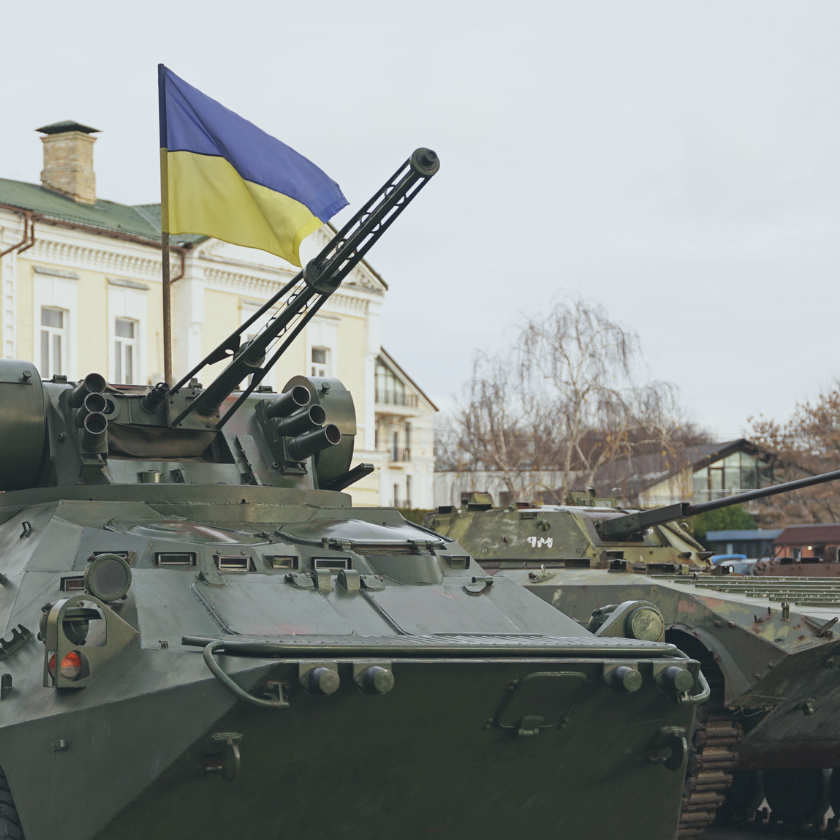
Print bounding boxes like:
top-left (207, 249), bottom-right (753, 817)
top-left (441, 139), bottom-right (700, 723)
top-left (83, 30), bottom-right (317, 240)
top-left (158, 65), bottom-right (348, 266)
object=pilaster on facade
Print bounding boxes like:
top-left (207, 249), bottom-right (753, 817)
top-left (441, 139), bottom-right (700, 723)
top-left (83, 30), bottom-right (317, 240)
top-left (0, 218), bottom-right (22, 359)
top-left (171, 254), bottom-right (206, 379)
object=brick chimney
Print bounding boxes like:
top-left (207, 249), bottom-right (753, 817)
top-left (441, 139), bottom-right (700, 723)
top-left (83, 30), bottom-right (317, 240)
top-left (36, 121), bottom-right (100, 205)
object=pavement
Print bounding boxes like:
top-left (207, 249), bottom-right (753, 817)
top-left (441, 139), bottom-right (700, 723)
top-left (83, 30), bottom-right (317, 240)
top-left (706, 824), bottom-right (818, 840)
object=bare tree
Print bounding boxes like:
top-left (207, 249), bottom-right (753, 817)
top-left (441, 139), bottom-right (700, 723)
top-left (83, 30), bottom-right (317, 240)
top-left (445, 298), bottom-right (704, 504)
top-left (748, 384), bottom-right (840, 524)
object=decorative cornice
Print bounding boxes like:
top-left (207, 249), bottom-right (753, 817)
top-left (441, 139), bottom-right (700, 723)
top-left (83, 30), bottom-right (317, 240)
top-left (21, 235), bottom-right (162, 280)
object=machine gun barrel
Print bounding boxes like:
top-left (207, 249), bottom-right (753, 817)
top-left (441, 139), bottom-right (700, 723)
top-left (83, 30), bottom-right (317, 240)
top-left (169, 148), bottom-right (440, 428)
top-left (601, 467), bottom-right (840, 539)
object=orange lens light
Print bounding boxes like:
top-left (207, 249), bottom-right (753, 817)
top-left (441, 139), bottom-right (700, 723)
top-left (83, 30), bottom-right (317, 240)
top-left (59, 651), bottom-right (83, 680)
top-left (48, 652), bottom-right (56, 678)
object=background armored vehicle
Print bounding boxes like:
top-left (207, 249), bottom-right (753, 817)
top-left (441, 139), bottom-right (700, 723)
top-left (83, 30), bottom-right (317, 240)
top-left (427, 473), bottom-right (840, 837)
top-left (0, 150), bottom-right (701, 840)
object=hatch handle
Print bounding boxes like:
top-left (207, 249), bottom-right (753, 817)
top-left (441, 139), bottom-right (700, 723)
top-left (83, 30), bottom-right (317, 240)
top-left (201, 640), bottom-right (289, 709)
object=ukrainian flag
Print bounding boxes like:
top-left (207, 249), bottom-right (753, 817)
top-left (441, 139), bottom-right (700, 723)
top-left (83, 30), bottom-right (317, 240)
top-left (158, 65), bottom-right (348, 266)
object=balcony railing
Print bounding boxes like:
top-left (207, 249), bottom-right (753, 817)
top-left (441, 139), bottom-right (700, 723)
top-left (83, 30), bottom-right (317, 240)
top-left (390, 448), bottom-right (412, 463)
top-left (376, 391), bottom-right (419, 407)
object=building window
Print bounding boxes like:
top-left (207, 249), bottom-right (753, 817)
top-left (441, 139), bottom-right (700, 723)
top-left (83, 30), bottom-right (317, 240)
top-left (406, 475), bottom-right (412, 508)
top-left (693, 452), bottom-right (772, 501)
top-left (40, 307), bottom-right (66, 378)
top-left (392, 432), bottom-right (399, 461)
top-left (394, 483), bottom-right (400, 508)
top-left (114, 318), bottom-right (137, 384)
top-left (311, 347), bottom-right (329, 377)
top-left (375, 358), bottom-right (418, 406)
top-left (405, 422), bottom-right (412, 454)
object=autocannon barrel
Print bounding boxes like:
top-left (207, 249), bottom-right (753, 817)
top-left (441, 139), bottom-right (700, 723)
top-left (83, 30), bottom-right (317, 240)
top-left (601, 467), bottom-right (840, 539)
top-left (192, 342), bottom-right (265, 418)
top-left (168, 148), bottom-right (439, 430)
top-left (141, 382), bottom-right (170, 413)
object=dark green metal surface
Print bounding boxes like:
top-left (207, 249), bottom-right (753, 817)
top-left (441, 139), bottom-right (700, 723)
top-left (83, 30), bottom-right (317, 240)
top-left (0, 150), bottom-right (698, 839)
top-left (427, 495), bottom-right (840, 772)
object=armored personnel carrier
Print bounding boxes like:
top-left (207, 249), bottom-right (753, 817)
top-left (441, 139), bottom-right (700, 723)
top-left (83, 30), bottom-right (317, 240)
top-left (427, 474), bottom-right (840, 837)
top-left (0, 150), bottom-right (701, 840)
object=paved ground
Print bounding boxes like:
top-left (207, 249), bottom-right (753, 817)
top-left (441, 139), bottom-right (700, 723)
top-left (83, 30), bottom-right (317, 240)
top-left (706, 824), bottom-right (823, 839)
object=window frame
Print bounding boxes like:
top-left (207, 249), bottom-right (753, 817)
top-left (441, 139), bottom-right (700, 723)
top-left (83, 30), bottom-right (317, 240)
top-left (114, 317), bottom-right (137, 385)
top-left (39, 306), bottom-right (67, 379)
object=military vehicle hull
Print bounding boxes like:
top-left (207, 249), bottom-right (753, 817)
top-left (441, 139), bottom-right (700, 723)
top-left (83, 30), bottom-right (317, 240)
top-left (509, 569), bottom-right (840, 770)
top-left (428, 501), bottom-right (840, 834)
top-left (0, 149), bottom-right (703, 840)
top-left (0, 490), bottom-right (699, 840)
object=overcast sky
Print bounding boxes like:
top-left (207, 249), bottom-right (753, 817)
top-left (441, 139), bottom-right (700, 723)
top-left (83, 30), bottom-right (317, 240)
top-left (2, 0), bottom-right (839, 438)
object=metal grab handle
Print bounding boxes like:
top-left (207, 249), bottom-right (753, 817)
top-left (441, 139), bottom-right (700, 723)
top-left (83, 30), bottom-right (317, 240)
top-left (672, 650), bottom-right (711, 706)
top-left (201, 640), bottom-right (288, 709)
top-left (677, 668), bottom-right (710, 706)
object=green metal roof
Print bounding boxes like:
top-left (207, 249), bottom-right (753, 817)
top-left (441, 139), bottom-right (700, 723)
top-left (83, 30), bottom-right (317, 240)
top-left (0, 178), bottom-right (204, 247)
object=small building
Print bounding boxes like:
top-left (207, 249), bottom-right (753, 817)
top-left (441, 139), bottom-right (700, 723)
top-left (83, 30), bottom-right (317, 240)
top-left (374, 349), bottom-right (437, 509)
top-left (771, 524), bottom-right (840, 562)
top-left (434, 438), bottom-right (777, 510)
top-left (705, 529), bottom-right (783, 559)
top-left (0, 120), bottom-right (437, 507)
top-left (589, 438), bottom-right (776, 509)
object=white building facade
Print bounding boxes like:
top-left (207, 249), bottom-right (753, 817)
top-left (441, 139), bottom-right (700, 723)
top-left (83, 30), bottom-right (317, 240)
top-left (0, 121), bottom-right (437, 507)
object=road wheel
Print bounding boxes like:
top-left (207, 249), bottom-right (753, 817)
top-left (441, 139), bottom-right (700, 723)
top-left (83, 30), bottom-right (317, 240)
top-left (763, 767), bottom-right (830, 823)
top-left (829, 767), bottom-right (840, 815)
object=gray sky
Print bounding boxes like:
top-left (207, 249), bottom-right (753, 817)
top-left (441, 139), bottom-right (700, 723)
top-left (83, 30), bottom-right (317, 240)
top-left (2, 0), bottom-right (839, 438)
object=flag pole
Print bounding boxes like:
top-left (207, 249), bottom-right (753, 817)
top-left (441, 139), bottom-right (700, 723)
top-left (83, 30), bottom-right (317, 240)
top-left (162, 232), bottom-right (172, 385)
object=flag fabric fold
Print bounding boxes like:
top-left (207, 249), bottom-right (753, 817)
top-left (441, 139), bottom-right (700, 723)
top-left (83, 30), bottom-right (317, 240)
top-left (158, 65), bottom-right (348, 266)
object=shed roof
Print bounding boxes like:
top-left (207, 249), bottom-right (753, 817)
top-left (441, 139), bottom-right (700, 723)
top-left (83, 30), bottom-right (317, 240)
top-left (706, 529), bottom-right (783, 541)
top-left (774, 524), bottom-right (840, 545)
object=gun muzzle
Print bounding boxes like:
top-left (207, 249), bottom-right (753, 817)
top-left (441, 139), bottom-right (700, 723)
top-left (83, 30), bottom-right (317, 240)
top-left (287, 424), bottom-right (341, 462)
top-left (74, 392), bottom-right (108, 427)
top-left (266, 385), bottom-right (311, 419)
top-left (141, 382), bottom-right (170, 413)
top-left (69, 373), bottom-right (106, 408)
top-left (82, 411), bottom-right (108, 449)
top-left (275, 405), bottom-right (326, 437)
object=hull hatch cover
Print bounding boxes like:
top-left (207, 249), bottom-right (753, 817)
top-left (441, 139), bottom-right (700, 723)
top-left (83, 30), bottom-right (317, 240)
top-left (192, 578), bottom-right (353, 636)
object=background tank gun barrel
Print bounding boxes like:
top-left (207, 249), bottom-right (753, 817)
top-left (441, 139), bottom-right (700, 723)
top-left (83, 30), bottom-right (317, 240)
top-left (601, 467), bottom-right (840, 538)
top-left (169, 147), bottom-right (440, 429)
